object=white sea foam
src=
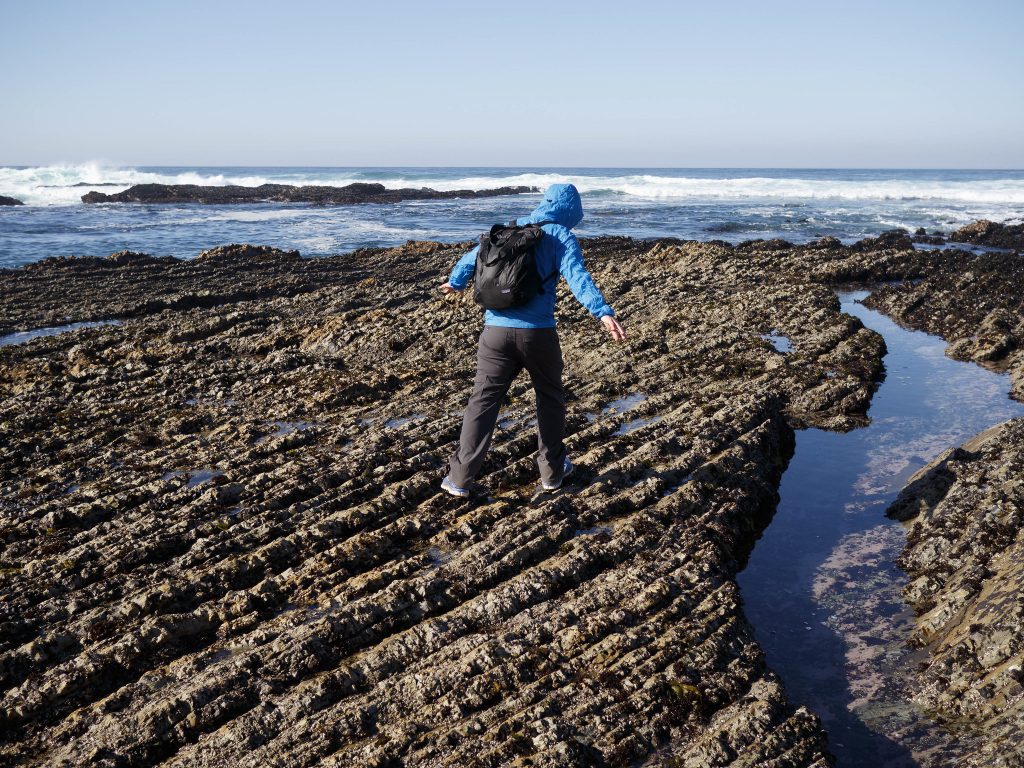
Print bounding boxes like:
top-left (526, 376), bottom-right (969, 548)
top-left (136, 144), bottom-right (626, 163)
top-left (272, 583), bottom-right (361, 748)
top-left (3, 164), bottom-right (1024, 207)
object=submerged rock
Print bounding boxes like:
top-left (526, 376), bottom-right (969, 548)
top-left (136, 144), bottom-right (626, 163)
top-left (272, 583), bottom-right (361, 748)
top-left (81, 182), bottom-right (538, 205)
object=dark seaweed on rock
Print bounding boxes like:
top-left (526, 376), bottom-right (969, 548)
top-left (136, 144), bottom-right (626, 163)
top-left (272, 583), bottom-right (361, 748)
top-left (948, 219), bottom-right (1024, 251)
top-left (0, 231), bottom-right (994, 766)
top-left (80, 182), bottom-right (538, 205)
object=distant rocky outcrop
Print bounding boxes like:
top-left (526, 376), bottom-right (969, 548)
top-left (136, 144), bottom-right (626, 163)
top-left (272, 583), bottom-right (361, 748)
top-left (949, 219), bottom-right (1024, 250)
top-left (849, 228), bottom-right (914, 253)
top-left (0, 195), bottom-right (24, 206)
top-left (81, 182), bottom-right (538, 205)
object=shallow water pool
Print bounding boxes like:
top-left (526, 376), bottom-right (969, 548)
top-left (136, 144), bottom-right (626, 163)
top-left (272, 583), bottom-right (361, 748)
top-left (0, 319), bottom-right (122, 347)
top-left (739, 291), bottom-right (1024, 767)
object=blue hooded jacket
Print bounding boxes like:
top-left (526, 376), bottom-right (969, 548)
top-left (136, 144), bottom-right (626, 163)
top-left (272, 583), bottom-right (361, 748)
top-left (447, 183), bottom-right (615, 328)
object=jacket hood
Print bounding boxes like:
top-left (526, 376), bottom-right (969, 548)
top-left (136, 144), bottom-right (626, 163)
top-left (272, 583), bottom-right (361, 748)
top-left (527, 183), bottom-right (584, 229)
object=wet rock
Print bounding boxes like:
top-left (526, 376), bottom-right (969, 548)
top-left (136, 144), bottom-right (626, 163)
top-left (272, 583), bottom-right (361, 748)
top-left (886, 419), bottom-right (1024, 767)
top-left (81, 183), bottom-right (538, 205)
top-left (0, 195), bottom-right (24, 206)
top-left (808, 236), bottom-right (842, 250)
top-left (0, 243), bottom-right (361, 336)
top-left (949, 219), bottom-right (1024, 251)
top-left (911, 228), bottom-right (946, 245)
top-left (850, 229), bottom-right (914, 253)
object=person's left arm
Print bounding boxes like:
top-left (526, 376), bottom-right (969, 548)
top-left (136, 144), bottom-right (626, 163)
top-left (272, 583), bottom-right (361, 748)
top-left (556, 229), bottom-right (615, 318)
top-left (556, 228), bottom-right (626, 341)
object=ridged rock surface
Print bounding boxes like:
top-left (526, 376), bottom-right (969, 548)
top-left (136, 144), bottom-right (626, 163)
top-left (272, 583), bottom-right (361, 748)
top-left (887, 420), bottom-right (1024, 768)
top-left (865, 243), bottom-right (1024, 767)
top-left (0, 234), bottom-right (954, 766)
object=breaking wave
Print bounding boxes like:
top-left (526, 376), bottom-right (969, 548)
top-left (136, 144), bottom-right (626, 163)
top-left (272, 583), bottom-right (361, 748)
top-left (3, 164), bottom-right (1024, 206)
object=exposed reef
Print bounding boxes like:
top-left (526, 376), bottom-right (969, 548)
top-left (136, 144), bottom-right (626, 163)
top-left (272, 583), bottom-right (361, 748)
top-left (948, 219), bottom-right (1024, 251)
top-left (80, 183), bottom-right (538, 205)
top-left (887, 420), bottom-right (1024, 768)
top-left (0, 230), bottom-right (1016, 766)
top-left (0, 195), bottom-right (25, 206)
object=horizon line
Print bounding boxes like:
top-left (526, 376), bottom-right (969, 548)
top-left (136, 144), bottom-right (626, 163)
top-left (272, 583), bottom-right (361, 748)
top-left (3, 163), bottom-right (1024, 172)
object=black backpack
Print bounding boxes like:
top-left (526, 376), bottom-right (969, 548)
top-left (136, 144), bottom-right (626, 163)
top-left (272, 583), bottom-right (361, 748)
top-left (473, 220), bottom-right (557, 310)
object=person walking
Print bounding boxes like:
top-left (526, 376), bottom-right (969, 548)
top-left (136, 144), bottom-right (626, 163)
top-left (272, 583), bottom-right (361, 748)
top-left (439, 183), bottom-right (626, 498)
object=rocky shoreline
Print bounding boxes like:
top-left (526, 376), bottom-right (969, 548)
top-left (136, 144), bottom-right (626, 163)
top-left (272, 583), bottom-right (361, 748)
top-left (868, 233), bottom-right (1024, 767)
top-left (886, 420), bottom-right (1024, 768)
top-left (80, 183), bottom-right (538, 205)
top-left (908, 220), bottom-right (1024, 252)
top-left (865, 239), bottom-right (1024, 400)
top-left (0, 230), bottom-right (1021, 766)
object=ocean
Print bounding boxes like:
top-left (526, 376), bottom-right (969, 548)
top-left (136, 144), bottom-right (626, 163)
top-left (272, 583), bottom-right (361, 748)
top-left (1, 165), bottom-right (1023, 268)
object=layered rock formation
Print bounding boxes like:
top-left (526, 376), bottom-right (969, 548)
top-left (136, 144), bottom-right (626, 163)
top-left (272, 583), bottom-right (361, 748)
top-left (864, 237), bottom-right (1024, 766)
top-left (866, 245), bottom-right (1024, 399)
top-left (80, 183), bottom-right (537, 205)
top-left (887, 420), bottom-right (1024, 768)
top-left (0, 230), bottom-right (1015, 766)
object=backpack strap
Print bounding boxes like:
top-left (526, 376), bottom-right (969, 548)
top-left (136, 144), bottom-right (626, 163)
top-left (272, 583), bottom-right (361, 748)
top-left (533, 220), bottom-right (558, 290)
top-left (509, 219), bottom-right (556, 228)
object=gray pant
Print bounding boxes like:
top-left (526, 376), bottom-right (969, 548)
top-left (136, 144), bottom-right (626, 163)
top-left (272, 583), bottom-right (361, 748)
top-left (448, 326), bottom-right (567, 487)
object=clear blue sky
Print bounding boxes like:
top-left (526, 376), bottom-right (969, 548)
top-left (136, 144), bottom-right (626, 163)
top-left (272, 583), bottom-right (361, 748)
top-left (2, 0), bottom-right (1022, 167)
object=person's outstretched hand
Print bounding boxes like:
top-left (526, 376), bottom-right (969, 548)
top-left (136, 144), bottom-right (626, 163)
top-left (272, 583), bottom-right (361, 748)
top-left (602, 315), bottom-right (626, 342)
top-left (440, 282), bottom-right (462, 294)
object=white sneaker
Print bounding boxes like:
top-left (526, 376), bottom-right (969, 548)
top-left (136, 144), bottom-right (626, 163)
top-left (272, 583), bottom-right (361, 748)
top-left (440, 476), bottom-right (470, 498)
top-left (542, 458), bottom-right (574, 491)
